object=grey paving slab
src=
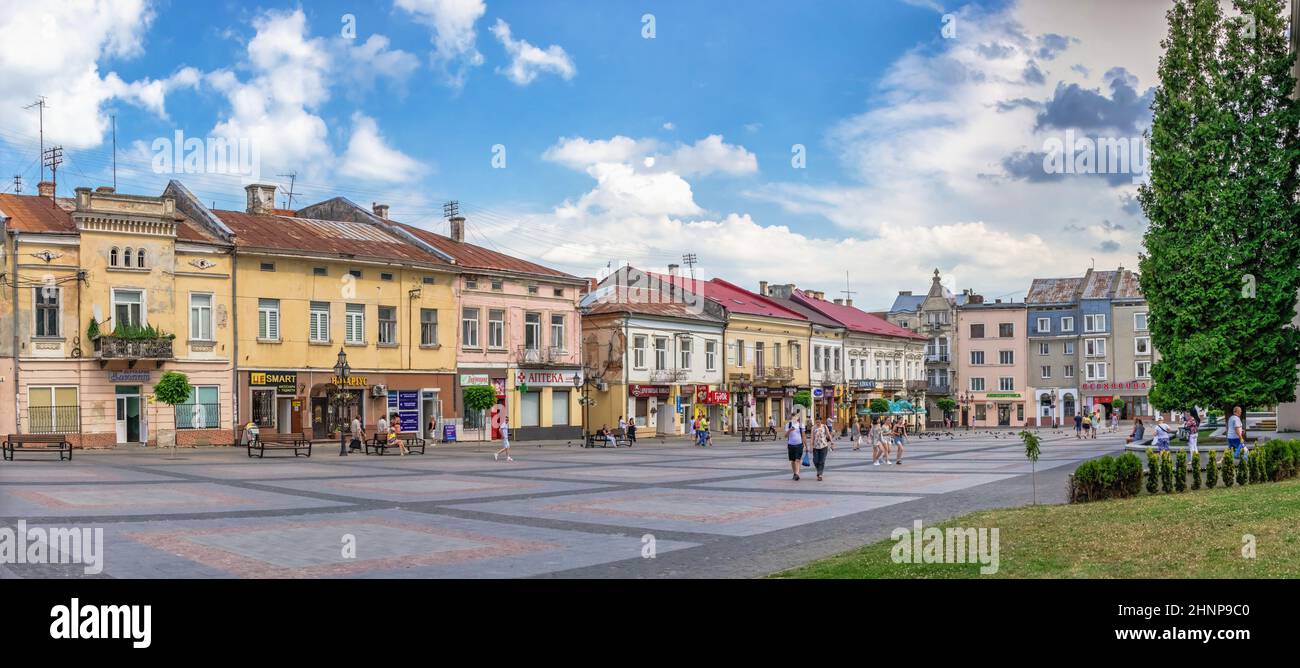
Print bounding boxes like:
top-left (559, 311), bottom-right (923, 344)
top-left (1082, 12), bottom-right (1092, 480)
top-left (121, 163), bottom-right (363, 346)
top-left (253, 473), bottom-right (610, 502)
top-left (0, 481), bottom-right (349, 518)
top-left (688, 469), bottom-right (1018, 495)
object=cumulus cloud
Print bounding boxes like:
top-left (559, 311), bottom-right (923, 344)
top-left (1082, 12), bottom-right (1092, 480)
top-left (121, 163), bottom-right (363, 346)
top-left (0, 0), bottom-right (194, 149)
top-left (489, 19), bottom-right (576, 85)
top-left (341, 113), bottom-right (427, 182)
top-left (396, 0), bottom-right (487, 89)
top-left (544, 134), bottom-right (756, 178)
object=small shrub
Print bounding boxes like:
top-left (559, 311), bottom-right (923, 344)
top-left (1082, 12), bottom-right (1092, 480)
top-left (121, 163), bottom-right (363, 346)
top-left (1174, 451), bottom-right (1186, 492)
top-left (1254, 450), bottom-right (1267, 483)
top-left (1160, 452), bottom-right (1173, 493)
top-left (1222, 450), bottom-right (1235, 487)
top-left (1117, 453), bottom-right (1143, 497)
top-left (1070, 460), bottom-right (1097, 502)
top-left (1206, 450), bottom-right (1218, 489)
top-left (1190, 451), bottom-right (1202, 490)
top-left (1096, 455), bottom-right (1118, 491)
top-left (1146, 448), bottom-right (1159, 494)
top-left (1236, 452), bottom-right (1249, 486)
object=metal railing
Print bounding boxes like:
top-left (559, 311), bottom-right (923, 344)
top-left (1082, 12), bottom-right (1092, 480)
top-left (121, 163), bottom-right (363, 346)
top-left (96, 336), bottom-right (174, 360)
top-left (26, 406), bottom-right (80, 434)
top-left (906, 380), bottom-right (930, 393)
top-left (880, 379), bottom-right (905, 391)
top-left (756, 366), bottom-right (794, 381)
top-left (516, 345), bottom-right (569, 366)
top-left (175, 403), bottom-right (221, 429)
top-left (649, 369), bottom-right (687, 382)
top-left (925, 353), bottom-right (950, 363)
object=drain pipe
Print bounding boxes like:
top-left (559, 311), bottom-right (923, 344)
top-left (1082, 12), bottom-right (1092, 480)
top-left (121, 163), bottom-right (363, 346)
top-left (9, 230), bottom-right (19, 433)
top-left (230, 248), bottom-right (239, 436)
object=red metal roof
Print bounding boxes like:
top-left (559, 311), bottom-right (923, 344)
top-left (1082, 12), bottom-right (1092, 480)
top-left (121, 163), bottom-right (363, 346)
top-left (648, 273), bottom-right (808, 321)
top-left (583, 287), bottom-right (724, 322)
top-left (213, 210), bottom-right (450, 265)
top-left (398, 223), bottom-right (578, 280)
top-left (0, 194), bottom-right (76, 232)
top-left (793, 290), bottom-right (927, 340)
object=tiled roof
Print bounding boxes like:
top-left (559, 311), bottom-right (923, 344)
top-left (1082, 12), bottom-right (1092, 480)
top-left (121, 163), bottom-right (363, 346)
top-left (398, 223), bottom-right (578, 280)
top-left (582, 287), bottom-right (724, 322)
top-left (650, 274), bottom-right (808, 320)
top-left (794, 290), bottom-right (927, 340)
top-left (212, 210), bottom-right (450, 265)
top-left (1025, 277), bottom-right (1083, 305)
top-left (0, 194), bottom-right (75, 232)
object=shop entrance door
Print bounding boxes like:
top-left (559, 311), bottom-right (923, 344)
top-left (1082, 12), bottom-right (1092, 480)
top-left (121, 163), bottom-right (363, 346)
top-left (997, 403), bottom-right (1011, 426)
top-left (115, 386), bottom-right (144, 443)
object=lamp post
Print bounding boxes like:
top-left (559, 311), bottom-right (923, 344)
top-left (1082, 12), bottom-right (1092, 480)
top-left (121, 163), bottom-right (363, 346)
top-left (333, 348), bottom-right (351, 456)
top-left (959, 391), bottom-right (973, 430)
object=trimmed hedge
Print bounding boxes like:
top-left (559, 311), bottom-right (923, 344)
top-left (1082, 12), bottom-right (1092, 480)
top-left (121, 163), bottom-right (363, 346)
top-left (1069, 440), bottom-right (1300, 504)
top-left (1069, 453), bottom-right (1143, 502)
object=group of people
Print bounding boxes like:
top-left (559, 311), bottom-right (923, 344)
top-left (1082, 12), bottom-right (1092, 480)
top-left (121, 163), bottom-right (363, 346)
top-left (1072, 409), bottom-right (1120, 439)
top-left (783, 413), bottom-right (909, 481)
top-left (340, 412), bottom-right (408, 456)
top-left (592, 417), bottom-right (638, 448)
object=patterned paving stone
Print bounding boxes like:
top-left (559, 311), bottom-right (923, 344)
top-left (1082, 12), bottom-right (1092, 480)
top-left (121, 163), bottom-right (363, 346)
top-left (482, 464), bottom-right (762, 484)
top-left (254, 474), bottom-right (608, 502)
top-left (140, 462), bottom-right (420, 481)
top-left (0, 463), bottom-right (180, 484)
top-left (689, 469), bottom-right (1017, 495)
top-left (455, 487), bottom-right (918, 536)
top-left (0, 482), bottom-right (348, 517)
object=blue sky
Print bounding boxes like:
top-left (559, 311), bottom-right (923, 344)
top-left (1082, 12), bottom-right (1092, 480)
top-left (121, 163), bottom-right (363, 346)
top-left (0, 0), bottom-right (1189, 308)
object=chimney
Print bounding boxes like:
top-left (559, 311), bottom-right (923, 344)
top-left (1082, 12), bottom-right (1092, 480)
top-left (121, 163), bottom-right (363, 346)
top-left (449, 215), bottom-right (466, 242)
top-left (845, 298), bottom-right (853, 307)
top-left (898, 290), bottom-right (912, 296)
top-left (95, 186), bottom-right (115, 194)
top-left (245, 183), bottom-right (277, 215)
top-left (834, 298), bottom-right (843, 305)
top-left (758, 280), bottom-right (768, 296)
top-left (37, 181), bottom-right (55, 198)
top-left (668, 263), bottom-right (679, 277)
top-left (372, 202), bottom-right (390, 220)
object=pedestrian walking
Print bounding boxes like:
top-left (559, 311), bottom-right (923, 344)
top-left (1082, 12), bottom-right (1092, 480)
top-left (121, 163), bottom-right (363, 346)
top-left (346, 415), bottom-right (363, 455)
top-left (850, 417), bottom-right (862, 451)
top-left (893, 416), bottom-right (907, 465)
top-left (626, 420), bottom-right (637, 445)
top-left (766, 415), bottom-right (777, 438)
top-left (494, 417), bottom-right (513, 461)
top-left (786, 413), bottom-right (806, 481)
top-left (1081, 413), bottom-right (1091, 439)
top-left (1074, 412), bottom-right (1083, 439)
top-left (1153, 416), bottom-right (1173, 452)
top-left (875, 416), bottom-right (893, 466)
top-left (811, 418), bottom-right (833, 481)
top-left (1227, 405), bottom-right (1246, 461)
top-left (1110, 411), bottom-right (1119, 433)
top-left (1183, 409), bottom-right (1199, 457)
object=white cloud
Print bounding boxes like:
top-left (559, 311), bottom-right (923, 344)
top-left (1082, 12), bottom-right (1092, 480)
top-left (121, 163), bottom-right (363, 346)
top-left (543, 136), bottom-right (660, 171)
top-left (0, 0), bottom-right (188, 149)
top-left (543, 134), bottom-right (756, 178)
top-left (395, 0), bottom-right (487, 89)
top-left (658, 134), bottom-right (758, 177)
top-left (662, 122), bottom-right (676, 130)
top-left (337, 34), bottom-right (420, 95)
top-left (341, 113), bottom-right (426, 182)
top-left (489, 19), bottom-right (576, 86)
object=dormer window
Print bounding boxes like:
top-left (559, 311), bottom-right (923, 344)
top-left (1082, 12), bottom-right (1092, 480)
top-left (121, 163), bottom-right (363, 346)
top-left (110, 247), bottom-right (119, 266)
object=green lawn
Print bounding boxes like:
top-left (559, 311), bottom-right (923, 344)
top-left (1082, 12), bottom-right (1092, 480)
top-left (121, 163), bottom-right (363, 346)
top-left (776, 478), bottom-right (1300, 578)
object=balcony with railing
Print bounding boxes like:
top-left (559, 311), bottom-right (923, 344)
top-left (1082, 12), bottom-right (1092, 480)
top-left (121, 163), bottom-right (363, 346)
top-left (880, 379), bottom-right (905, 392)
top-left (906, 380), bottom-right (930, 393)
top-left (818, 370), bottom-right (844, 385)
top-left (755, 366), bottom-right (794, 382)
top-left (925, 353), bottom-right (950, 363)
top-left (927, 380), bottom-right (951, 394)
top-left (516, 345), bottom-right (572, 367)
top-left (94, 335), bottom-right (174, 367)
top-left (649, 368), bottom-right (688, 383)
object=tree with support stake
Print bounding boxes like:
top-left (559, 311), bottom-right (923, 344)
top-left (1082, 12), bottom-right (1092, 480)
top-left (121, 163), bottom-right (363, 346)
top-left (1019, 430), bottom-right (1041, 504)
top-left (152, 371), bottom-right (192, 460)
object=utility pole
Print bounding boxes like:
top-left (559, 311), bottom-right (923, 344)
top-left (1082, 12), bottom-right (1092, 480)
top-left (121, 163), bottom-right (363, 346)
top-left (111, 113), bottom-right (117, 191)
top-left (681, 253), bottom-right (698, 281)
top-left (12, 175), bottom-right (21, 194)
top-left (42, 146), bottom-right (62, 205)
top-left (24, 97), bottom-right (48, 182)
top-left (277, 172), bottom-right (297, 210)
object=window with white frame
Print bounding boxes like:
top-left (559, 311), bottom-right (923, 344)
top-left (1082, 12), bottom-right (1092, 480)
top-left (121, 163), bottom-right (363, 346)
top-left (1134, 336), bottom-right (1150, 355)
top-left (177, 385), bottom-right (220, 429)
top-left (309, 302), bottom-right (330, 343)
top-left (705, 340), bottom-right (717, 371)
top-left (1039, 342), bottom-right (1050, 355)
top-left (654, 337), bottom-right (667, 370)
top-left (999, 377), bottom-right (1015, 391)
top-left (1064, 341), bottom-right (1075, 355)
top-left (1084, 313), bottom-right (1106, 332)
top-left (257, 298), bottom-right (278, 340)
top-left (970, 350), bottom-right (985, 365)
top-left (1036, 317), bottom-right (1050, 333)
top-left (969, 377), bottom-right (986, 391)
top-left (378, 306), bottom-right (396, 344)
top-left (792, 342), bottom-right (801, 369)
top-left (420, 309), bottom-right (438, 346)
top-left (346, 304), bottom-right (366, 344)
top-left (189, 293), bottom-right (213, 341)
top-left (999, 350), bottom-right (1014, 365)
top-left (35, 287), bottom-right (60, 337)
top-left (1085, 338), bottom-right (1106, 357)
top-left (1133, 312), bottom-right (1148, 331)
top-left (462, 308), bottom-right (480, 348)
top-left (524, 312), bottom-right (541, 350)
top-left (1135, 360), bottom-right (1152, 378)
top-left (1086, 362), bottom-right (1108, 380)
top-left (113, 289), bottom-right (145, 329)
top-left (813, 345), bottom-right (823, 372)
top-left (1064, 364), bottom-right (1075, 378)
top-left (680, 336), bottom-right (693, 369)
top-left (633, 335), bottom-right (647, 368)
top-left (833, 348), bottom-right (841, 372)
top-left (1061, 316), bottom-right (1075, 332)
top-left (550, 314), bottom-right (566, 351)
top-left (1041, 365), bottom-right (1052, 379)
top-left (488, 309), bottom-right (504, 349)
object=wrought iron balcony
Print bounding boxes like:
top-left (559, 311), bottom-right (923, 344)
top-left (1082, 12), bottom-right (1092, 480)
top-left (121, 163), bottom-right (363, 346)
top-left (928, 381), bottom-right (951, 394)
top-left (94, 336), bottom-right (174, 368)
top-left (649, 369), bottom-right (688, 382)
top-left (925, 353), bottom-right (950, 363)
top-left (756, 366), bottom-right (794, 382)
top-left (516, 345), bottom-right (571, 367)
top-left (906, 380), bottom-right (930, 393)
top-left (880, 379), bottom-right (905, 391)
top-left (819, 371), bottom-right (844, 384)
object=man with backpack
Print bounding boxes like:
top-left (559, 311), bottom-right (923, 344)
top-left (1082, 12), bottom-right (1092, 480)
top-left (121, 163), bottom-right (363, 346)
top-left (785, 413), bottom-right (806, 481)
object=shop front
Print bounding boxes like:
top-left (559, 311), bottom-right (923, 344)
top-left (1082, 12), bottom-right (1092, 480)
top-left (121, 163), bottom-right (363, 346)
top-left (457, 370), bottom-right (509, 441)
top-left (629, 383), bottom-right (671, 435)
top-left (962, 392), bottom-right (1028, 428)
top-left (243, 369), bottom-right (453, 440)
top-left (690, 385), bottom-right (729, 433)
top-left (813, 386), bottom-right (835, 423)
top-left (1083, 381), bottom-right (1153, 420)
top-left (512, 368), bottom-right (583, 441)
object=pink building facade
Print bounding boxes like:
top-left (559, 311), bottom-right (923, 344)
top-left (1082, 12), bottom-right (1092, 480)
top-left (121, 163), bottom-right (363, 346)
top-left (955, 299), bottom-right (1029, 428)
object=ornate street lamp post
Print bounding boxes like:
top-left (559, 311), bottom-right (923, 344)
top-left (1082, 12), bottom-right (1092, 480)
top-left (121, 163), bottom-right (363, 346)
top-left (333, 348), bottom-right (351, 456)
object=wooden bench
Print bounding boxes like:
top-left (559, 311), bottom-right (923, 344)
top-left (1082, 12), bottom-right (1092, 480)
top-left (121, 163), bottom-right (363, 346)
top-left (3, 433), bottom-right (73, 461)
top-left (585, 431), bottom-right (630, 448)
top-left (247, 432), bottom-right (311, 458)
top-left (365, 433), bottom-right (426, 455)
top-left (740, 427), bottom-right (776, 443)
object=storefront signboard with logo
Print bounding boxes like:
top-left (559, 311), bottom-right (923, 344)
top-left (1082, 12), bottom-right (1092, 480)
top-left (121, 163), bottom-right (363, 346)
top-left (460, 374), bottom-right (491, 386)
top-left (388, 390), bottom-right (421, 432)
top-left (514, 369), bottom-right (582, 387)
top-left (109, 371), bottom-right (152, 383)
top-left (250, 371), bottom-right (298, 395)
top-left (629, 384), bottom-right (670, 399)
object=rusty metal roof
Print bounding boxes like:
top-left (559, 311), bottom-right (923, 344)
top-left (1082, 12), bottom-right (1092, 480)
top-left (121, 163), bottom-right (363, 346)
top-left (398, 223), bottom-right (578, 280)
top-left (213, 210), bottom-right (450, 265)
top-left (0, 194), bottom-right (76, 232)
top-left (1025, 277), bottom-right (1083, 305)
top-left (1082, 270), bottom-right (1118, 299)
top-left (1113, 269), bottom-right (1144, 299)
top-left (583, 287), bottom-right (724, 322)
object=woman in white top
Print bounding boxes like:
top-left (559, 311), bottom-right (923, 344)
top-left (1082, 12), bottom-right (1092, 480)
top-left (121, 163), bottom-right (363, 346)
top-left (874, 417), bottom-right (893, 466)
top-left (811, 418), bottom-right (834, 481)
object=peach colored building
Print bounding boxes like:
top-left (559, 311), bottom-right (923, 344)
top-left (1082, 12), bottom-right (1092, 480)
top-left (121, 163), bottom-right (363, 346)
top-left (955, 297), bottom-right (1029, 428)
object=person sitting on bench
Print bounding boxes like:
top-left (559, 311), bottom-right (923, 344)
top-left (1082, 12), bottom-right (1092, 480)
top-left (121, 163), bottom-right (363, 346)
top-left (598, 424), bottom-right (617, 448)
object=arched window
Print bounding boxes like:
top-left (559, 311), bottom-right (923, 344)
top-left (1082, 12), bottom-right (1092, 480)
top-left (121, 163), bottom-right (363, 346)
top-left (136, 248), bottom-right (146, 268)
top-left (124, 248), bottom-right (133, 268)
top-left (110, 247), bottom-right (119, 266)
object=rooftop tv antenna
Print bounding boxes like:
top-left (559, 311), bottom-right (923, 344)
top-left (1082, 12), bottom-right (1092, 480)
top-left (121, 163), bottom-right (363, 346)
top-left (12, 175), bottom-right (21, 194)
top-left (840, 270), bottom-right (857, 303)
top-left (277, 172), bottom-right (297, 210)
top-left (681, 253), bottom-right (698, 280)
top-left (24, 96), bottom-right (48, 182)
top-left (41, 146), bottom-right (63, 206)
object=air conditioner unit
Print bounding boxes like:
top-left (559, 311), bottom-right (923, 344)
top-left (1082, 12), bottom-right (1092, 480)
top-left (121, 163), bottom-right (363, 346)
top-left (371, 385), bottom-right (387, 397)
top-left (595, 380), bottom-right (609, 391)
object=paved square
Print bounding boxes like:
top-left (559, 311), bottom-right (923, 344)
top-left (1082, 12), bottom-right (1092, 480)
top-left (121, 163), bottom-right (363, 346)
top-left (257, 474), bottom-right (607, 502)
